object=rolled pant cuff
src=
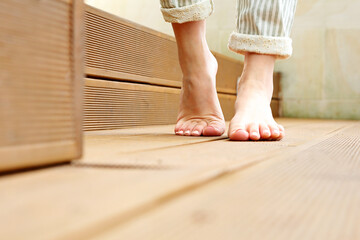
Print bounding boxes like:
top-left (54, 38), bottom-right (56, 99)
top-left (228, 32), bottom-right (293, 59)
top-left (160, 0), bottom-right (214, 24)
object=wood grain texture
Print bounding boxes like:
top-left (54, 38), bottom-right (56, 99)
top-left (0, 119), bottom-right (358, 240)
top-left (84, 5), bottom-right (243, 95)
top-left (84, 78), bottom-right (239, 131)
top-left (84, 78), bottom-right (281, 131)
top-left (96, 123), bottom-right (360, 240)
top-left (0, 0), bottom-right (83, 171)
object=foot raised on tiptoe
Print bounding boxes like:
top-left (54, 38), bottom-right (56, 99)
top-left (172, 21), bottom-right (225, 137)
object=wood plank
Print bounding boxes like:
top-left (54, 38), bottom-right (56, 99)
top-left (83, 124), bottom-right (225, 154)
top-left (84, 78), bottom-right (280, 131)
top-left (72, 0), bottom-right (85, 158)
top-left (83, 78), bottom-right (237, 131)
top-left (0, 0), bottom-right (83, 172)
top-left (96, 123), bottom-right (360, 240)
top-left (0, 119), bottom-right (354, 240)
top-left (84, 5), bottom-right (243, 95)
top-left (80, 119), bottom-right (352, 167)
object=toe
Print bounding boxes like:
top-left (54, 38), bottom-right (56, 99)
top-left (175, 124), bottom-right (186, 136)
top-left (203, 124), bottom-right (225, 136)
top-left (183, 122), bottom-right (197, 136)
top-left (176, 129), bottom-right (184, 136)
top-left (174, 121), bottom-right (184, 135)
top-left (191, 122), bottom-right (206, 136)
top-left (229, 124), bottom-right (249, 141)
top-left (184, 129), bottom-right (191, 136)
top-left (248, 123), bottom-right (261, 141)
top-left (259, 123), bottom-right (271, 139)
top-left (229, 129), bottom-right (249, 141)
top-left (174, 121), bottom-right (183, 133)
top-left (277, 124), bottom-right (285, 140)
top-left (269, 124), bottom-right (280, 139)
top-left (191, 130), bottom-right (201, 136)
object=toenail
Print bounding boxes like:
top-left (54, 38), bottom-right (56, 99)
top-left (251, 132), bottom-right (259, 137)
top-left (264, 130), bottom-right (270, 135)
top-left (274, 130), bottom-right (279, 135)
top-left (192, 130), bottom-right (200, 135)
top-left (178, 130), bottom-right (184, 135)
top-left (185, 130), bottom-right (190, 135)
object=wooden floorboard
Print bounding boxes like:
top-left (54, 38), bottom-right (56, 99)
top-left (97, 123), bottom-right (360, 240)
top-left (0, 119), bottom-right (359, 240)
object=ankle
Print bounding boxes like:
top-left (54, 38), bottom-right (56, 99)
top-left (243, 53), bottom-right (275, 79)
top-left (172, 20), bottom-right (217, 78)
top-left (237, 75), bottom-right (274, 101)
top-left (238, 53), bottom-right (275, 96)
top-left (172, 21), bottom-right (209, 62)
top-left (181, 51), bottom-right (217, 80)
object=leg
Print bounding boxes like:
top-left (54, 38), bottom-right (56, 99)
top-left (228, 0), bottom-right (298, 141)
top-left (160, 1), bottom-right (225, 136)
top-left (229, 53), bottom-right (284, 140)
top-left (173, 20), bottom-right (225, 136)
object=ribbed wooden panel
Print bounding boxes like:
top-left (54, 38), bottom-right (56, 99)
top-left (84, 78), bottom-right (283, 131)
top-left (84, 79), bottom-right (180, 131)
top-left (84, 5), bottom-right (243, 94)
top-left (0, 0), bottom-right (83, 172)
top-left (84, 78), bottom-right (236, 131)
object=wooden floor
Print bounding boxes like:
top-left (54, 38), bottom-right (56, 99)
top-left (1, 118), bottom-right (360, 240)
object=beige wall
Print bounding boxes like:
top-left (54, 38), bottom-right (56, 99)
top-left (85, 0), bottom-right (360, 120)
top-left (277, 0), bottom-right (360, 119)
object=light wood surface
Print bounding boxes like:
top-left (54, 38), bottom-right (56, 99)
top-left (0, 0), bottom-right (83, 171)
top-left (96, 123), bottom-right (360, 240)
top-left (0, 119), bottom-right (359, 240)
top-left (83, 78), bottom-right (237, 131)
top-left (84, 78), bottom-right (281, 131)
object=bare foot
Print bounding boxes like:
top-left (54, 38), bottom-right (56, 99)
top-left (228, 53), bottom-right (285, 141)
top-left (172, 21), bottom-right (225, 136)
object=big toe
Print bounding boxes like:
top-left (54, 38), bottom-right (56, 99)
top-left (203, 125), bottom-right (225, 136)
top-left (228, 123), bottom-right (250, 141)
top-left (229, 129), bottom-right (250, 141)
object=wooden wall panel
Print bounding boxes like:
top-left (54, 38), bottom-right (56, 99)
top-left (84, 79), bottom-right (236, 131)
top-left (84, 78), bottom-right (180, 131)
top-left (84, 78), bottom-right (280, 131)
top-left (0, 0), bottom-right (83, 172)
top-left (84, 5), bottom-right (243, 94)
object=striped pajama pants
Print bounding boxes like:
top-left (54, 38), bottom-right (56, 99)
top-left (160, 0), bottom-right (298, 59)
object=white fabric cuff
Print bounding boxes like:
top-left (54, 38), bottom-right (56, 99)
top-left (160, 0), bottom-right (214, 24)
top-left (228, 32), bottom-right (293, 59)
